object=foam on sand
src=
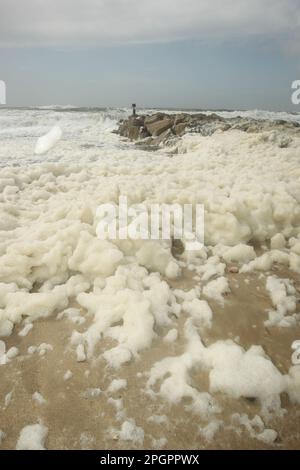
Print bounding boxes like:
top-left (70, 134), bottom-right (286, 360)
top-left (16, 424), bottom-right (48, 450)
top-left (0, 108), bottom-right (300, 448)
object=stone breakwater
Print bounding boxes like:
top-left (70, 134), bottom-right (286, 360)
top-left (116, 111), bottom-right (300, 148)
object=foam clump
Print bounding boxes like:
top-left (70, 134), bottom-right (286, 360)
top-left (107, 379), bottom-right (127, 394)
top-left (240, 250), bottom-right (300, 274)
top-left (182, 299), bottom-right (212, 329)
top-left (202, 277), bottom-right (230, 304)
top-left (72, 265), bottom-right (180, 366)
top-left (147, 319), bottom-right (220, 418)
top-left (117, 419), bottom-right (144, 445)
top-left (68, 231), bottom-right (123, 278)
top-left (231, 413), bottom-right (277, 444)
top-left (135, 241), bottom-right (180, 278)
top-left (163, 328), bottom-right (178, 343)
top-left (205, 341), bottom-right (285, 400)
top-left (35, 126), bottom-right (62, 155)
top-left (0, 429), bottom-right (6, 445)
top-left (0, 340), bottom-right (19, 365)
top-left (222, 244), bottom-right (256, 264)
top-left (148, 317), bottom-right (290, 419)
top-left (16, 424), bottom-right (48, 450)
top-left (32, 391), bottom-right (47, 405)
top-left (265, 276), bottom-right (297, 327)
top-left (286, 366), bottom-right (300, 404)
top-left (271, 234), bottom-right (286, 250)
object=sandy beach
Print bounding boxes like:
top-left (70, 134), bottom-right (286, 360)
top-left (1, 265), bottom-right (300, 450)
top-left (0, 107), bottom-right (300, 450)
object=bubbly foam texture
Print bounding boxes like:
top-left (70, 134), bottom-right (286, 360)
top-left (0, 109), bottom-right (300, 439)
top-left (16, 424), bottom-right (48, 450)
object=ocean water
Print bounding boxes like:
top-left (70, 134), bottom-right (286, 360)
top-left (0, 107), bottom-right (129, 167)
top-left (0, 106), bottom-right (300, 167)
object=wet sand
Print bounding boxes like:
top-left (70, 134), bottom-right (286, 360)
top-left (1, 267), bottom-right (300, 450)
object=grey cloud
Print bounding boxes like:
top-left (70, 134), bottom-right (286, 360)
top-left (0, 0), bottom-right (299, 47)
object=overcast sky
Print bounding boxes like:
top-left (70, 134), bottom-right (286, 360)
top-left (0, 0), bottom-right (300, 109)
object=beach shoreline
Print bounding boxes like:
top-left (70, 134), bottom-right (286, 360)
top-left (0, 107), bottom-right (299, 450)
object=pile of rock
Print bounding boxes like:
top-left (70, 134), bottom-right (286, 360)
top-left (117, 112), bottom-right (224, 143)
top-left (116, 111), bottom-right (300, 148)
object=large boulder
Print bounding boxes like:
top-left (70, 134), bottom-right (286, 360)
top-left (145, 118), bottom-right (174, 137)
top-left (144, 113), bottom-right (166, 126)
top-left (118, 115), bottom-right (150, 140)
top-left (174, 122), bottom-right (187, 135)
top-left (116, 110), bottom-right (300, 145)
top-left (127, 125), bottom-right (141, 140)
top-left (174, 113), bottom-right (190, 125)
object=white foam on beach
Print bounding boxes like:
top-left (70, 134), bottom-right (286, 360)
top-left (265, 276), bottom-right (297, 327)
top-left (16, 423), bottom-right (48, 450)
top-left (116, 419), bottom-right (144, 445)
top-left (0, 108), bottom-right (300, 443)
top-left (146, 315), bottom-right (298, 421)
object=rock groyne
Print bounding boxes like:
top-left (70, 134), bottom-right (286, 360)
top-left (116, 111), bottom-right (300, 149)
